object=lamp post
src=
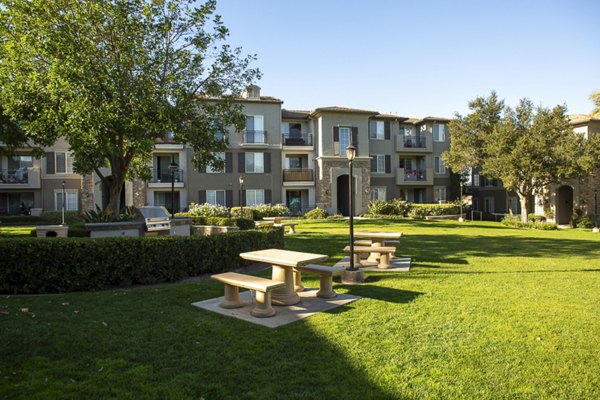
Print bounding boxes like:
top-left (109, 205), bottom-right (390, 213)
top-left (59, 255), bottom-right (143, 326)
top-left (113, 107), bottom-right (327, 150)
top-left (342, 143), bottom-right (364, 284)
top-left (458, 180), bottom-right (464, 222)
top-left (168, 160), bottom-right (178, 217)
top-left (594, 189), bottom-right (599, 232)
top-left (61, 180), bottom-right (66, 226)
top-left (239, 176), bottom-right (244, 219)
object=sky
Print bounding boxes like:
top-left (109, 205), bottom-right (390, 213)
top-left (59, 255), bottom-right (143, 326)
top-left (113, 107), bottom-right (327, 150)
top-left (214, 0), bottom-right (600, 119)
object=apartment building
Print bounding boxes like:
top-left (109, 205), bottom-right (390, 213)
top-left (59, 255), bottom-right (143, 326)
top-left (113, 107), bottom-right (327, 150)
top-left (1, 86), bottom-right (454, 216)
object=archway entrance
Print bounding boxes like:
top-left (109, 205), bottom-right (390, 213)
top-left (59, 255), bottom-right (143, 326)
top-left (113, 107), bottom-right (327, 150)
top-left (556, 185), bottom-right (573, 225)
top-left (336, 175), bottom-right (350, 216)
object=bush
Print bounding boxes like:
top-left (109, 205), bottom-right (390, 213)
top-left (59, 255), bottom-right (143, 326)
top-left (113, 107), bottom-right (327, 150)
top-left (187, 202), bottom-right (229, 218)
top-left (502, 220), bottom-right (557, 230)
top-left (252, 204), bottom-right (289, 219)
top-left (174, 213), bottom-right (254, 230)
top-left (407, 204), bottom-right (460, 219)
top-left (528, 213), bottom-right (546, 223)
top-left (0, 211), bottom-right (81, 226)
top-left (571, 217), bottom-right (595, 229)
top-left (327, 213), bottom-right (344, 220)
top-left (0, 228), bottom-right (284, 294)
top-left (304, 207), bottom-right (328, 219)
top-left (230, 207), bottom-right (256, 220)
top-left (367, 199), bottom-right (410, 216)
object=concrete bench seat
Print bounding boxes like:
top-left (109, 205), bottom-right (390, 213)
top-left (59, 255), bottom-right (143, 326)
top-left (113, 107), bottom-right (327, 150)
top-left (211, 272), bottom-right (286, 318)
top-left (343, 245), bottom-right (397, 269)
top-left (274, 222), bottom-right (297, 234)
top-left (294, 264), bottom-right (345, 298)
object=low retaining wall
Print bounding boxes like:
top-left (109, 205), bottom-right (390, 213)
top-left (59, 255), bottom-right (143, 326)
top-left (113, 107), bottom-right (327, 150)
top-left (424, 214), bottom-right (466, 221)
top-left (192, 225), bottom-right (240, 236)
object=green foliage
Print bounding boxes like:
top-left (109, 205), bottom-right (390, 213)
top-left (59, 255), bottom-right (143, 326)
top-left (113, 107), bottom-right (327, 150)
top-left (82, 205), bottom-right (113, 223)
top-left (407, 204), bottom-right (460, 219)
top-left (0, 211), bottom-right (81, 226)
top-left (367, 199), bottom-right (410, 216)
top-left (251, 204), bottom-right (290, 219)
top-left (327, 214), bottom-right (344, 220)
top-left (502, 219), bottom-right (557, 230)
top-left (0, 0), bottom-right (260, 216)
top-left (230, 207), bottom-right (256, 220)
top-left (304, 207), bottom-right (328, 219)
top-left (0, 228), bottom-right (283, 294)
top-left (187, 202), bottom-right (229, 218)
top-left (571, 217), bottom-right (595, 229)
top-left (544, 208), bottom-right (555, 220)
top-left (528, 213), bottom-right (546, 223)
top-left (590, 89), bottom-right (600, 118)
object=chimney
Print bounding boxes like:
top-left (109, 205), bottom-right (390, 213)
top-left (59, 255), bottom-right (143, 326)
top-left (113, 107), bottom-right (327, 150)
top-left (242, 85), bottom-right (261, 99)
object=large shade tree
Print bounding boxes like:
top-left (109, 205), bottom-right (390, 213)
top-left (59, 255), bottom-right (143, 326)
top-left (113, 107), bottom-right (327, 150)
top-left (443, 92), bottom-right (596, 221)
top-left (0, 0), bottom-right (260, 216)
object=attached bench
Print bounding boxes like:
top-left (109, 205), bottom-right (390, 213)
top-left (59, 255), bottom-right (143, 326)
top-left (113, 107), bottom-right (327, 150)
top-left (211, 272), bottom-right (286, 318)
top-left (294, 264), bottom-right (345, 298)
top-left (343, 245), bottom-right (397, 269)
top-left (274, 222), bottom-right (297, 234)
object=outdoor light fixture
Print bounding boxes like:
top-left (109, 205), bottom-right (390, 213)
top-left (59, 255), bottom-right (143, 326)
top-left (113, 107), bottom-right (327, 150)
top-left (594, 189), bottom-right (598, 231)
top-left (239, 176), bottom-right (244, 219)
top-left (342, 142), bottom-right (364, 284)
top-left (459, 180), bottom-right (464, 222)
top-left (61, 180), bottom-right (66, 226)
top-left (168, 160), bottom-right (178, 217)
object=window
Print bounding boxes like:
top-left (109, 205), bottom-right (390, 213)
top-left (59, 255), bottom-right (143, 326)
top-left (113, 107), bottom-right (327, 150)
top-left (55, 191), bottom-right (78, 211)
top-left (246, 189), bottom-right (265, 206)
top-left (473, 174), bottom-right (480, 187)
top-left (371, 154), bottom-right (385, 173)
top-left (400, 127), bottom-right (413, 136)
top-left (369, 121), bottom-right (385, 139)
top-left (206, 190), bottom-right (226, 206)
top-left (434, 187), bottom-right (447, 203)
top-left (434, 124), bottom-right (446, 142)
top-left (285, 156), bottom-right (303, 169)
top-left (55, 152), bottom-right (74, 174)
top-left (245, 152), bottom-right (264, 173)
top-left (370, 187), bottom-right (386, 201)
top-left (206, 152), bottom-right (225, 173)
top-left (246, 115), bottom-right (265, 143)
top-left (484, 197), bottom-right (494, 213)
top-left (434, 156), bottom-right (446, 174)
top-left (339, 127), bottom-right (350, 156)
top-left (282, 123), bottom-right (302, 136)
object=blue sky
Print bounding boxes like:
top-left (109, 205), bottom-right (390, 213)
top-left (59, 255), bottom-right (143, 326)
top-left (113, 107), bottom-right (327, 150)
top-left (214, 0), bottom-right (600, 118)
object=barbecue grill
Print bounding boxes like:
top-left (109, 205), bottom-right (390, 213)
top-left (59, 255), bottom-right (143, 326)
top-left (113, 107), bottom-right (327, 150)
top-left (138, 206), bottom-right (171, 235)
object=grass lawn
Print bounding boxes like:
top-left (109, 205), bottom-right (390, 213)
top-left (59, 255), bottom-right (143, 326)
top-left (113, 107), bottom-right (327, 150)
top-left (1, 219), bottom-right (599, 399)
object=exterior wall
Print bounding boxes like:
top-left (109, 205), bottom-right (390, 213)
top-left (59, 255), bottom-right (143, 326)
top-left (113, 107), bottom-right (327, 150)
top-left (40, 138), bottom-right (82, 212)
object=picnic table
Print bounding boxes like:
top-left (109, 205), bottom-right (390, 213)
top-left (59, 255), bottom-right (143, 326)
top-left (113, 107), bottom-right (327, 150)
top-left (239, 248), bottom-right (329, 306)
top-left (354, 231), bottom-right (403, 262)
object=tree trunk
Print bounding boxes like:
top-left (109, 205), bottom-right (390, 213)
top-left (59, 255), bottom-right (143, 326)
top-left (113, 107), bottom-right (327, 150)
top-left (519, 194), bottom-right (529, 222)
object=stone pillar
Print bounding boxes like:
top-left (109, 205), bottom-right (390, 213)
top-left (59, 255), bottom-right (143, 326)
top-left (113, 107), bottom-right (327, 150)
top-left (132, 178), bottom-right (147, 208)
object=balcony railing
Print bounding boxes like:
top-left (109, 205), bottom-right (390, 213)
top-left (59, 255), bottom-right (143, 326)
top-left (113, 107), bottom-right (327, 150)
top-left (404, 169), bottom-right (427, 181)
top-left (396, 167), bottom-right (433, 185)
top-left (403, 136), bottom-right (426, 148)
top-left (282, 133), bottom-right (313, 146)
top-left (0, 168), bottom-right (29, 184)
top-left (243, 130), bottom-right (267, 144)
top-left (149, 168), bottom-right (184, 183)
top-left (283, 168), bottom-right (314, 182)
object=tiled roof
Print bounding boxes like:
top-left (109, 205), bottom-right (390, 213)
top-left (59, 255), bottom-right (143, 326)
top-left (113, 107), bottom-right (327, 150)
top-left (569, 114), bottom-right (600, 124)
top-left (419, 116), bottom-right (452, 123)
top-left (282, 109), bottom-right (311, 119)
top-left (312, 106), bottom-right (379, 115)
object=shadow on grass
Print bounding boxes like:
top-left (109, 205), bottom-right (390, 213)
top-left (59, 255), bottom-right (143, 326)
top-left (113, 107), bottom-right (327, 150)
top-left (336, 281), bottom-right (424, 305)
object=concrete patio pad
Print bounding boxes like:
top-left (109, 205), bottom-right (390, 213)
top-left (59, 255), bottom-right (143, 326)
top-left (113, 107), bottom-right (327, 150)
top-left (334, 256), bottom-right (412, 272)
top-left (192, 288), bottom-right (361, 328)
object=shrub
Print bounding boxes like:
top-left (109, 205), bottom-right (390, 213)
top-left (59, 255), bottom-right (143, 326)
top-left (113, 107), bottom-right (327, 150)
top-left (304, 207), bottom-right (328, 219)
top-left (0, 211), bottom-right (81, 226)
top-left (174, 213), bottom-right (254, 230)
top-left (327, 213), bottom-right (344, 220)
top-left (571, 217), bottom-right (595, 229)
top-left (502, 220), bottom-right (557, 230)
top-left (368, 200), bottom-right (397, 216)
top-left (252, 204), bottom-right (289, 219)
top-left (528, 213), bottom-right (546, 223)
top-left (0, 228), bottom-right (284, 294)
top-left (230, 207), bottom-right (257, 220)
top-left (187, 202), bottom-right (229, 218)
top-left (408, 204), bottom-right (460, 219)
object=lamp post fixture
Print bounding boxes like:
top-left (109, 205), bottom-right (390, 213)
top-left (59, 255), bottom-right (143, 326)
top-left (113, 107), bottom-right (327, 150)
top-left (594, 189), bottom-right (599, 232)
top-left (458, 180), bottom-right (464, 222)
top-left (61, 180), bottom-right (66, 226)
top-left (239, 176), bottom-right (245, 218)
top-left (168, 160), bottom-right (178, 217)
top-left (341, 143), bottom-right (364, 284)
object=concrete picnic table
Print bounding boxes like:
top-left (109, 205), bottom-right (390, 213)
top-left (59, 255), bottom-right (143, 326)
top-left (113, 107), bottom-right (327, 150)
top-left (239, 248), bottom-right (329, 306)
top-left (354, 231), bottom-right (403, 262)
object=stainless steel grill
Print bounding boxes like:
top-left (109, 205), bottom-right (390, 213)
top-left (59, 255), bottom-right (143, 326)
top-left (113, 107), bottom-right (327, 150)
top-left (138, 206), bottom-right (171, 233)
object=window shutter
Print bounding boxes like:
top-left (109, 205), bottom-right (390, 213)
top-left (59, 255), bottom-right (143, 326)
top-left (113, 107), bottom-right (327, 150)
top-left (198, 190), bottom-right (206, 204)
top-left (385, 155), bottom-right (391, 173)
top-left (46, 152), bottom-right (55, 174)
top-left (351, 127), bottom-right (358, 155)
top-left (265, 189), bottom-right (272, 204)
top-left (333, 127), bottom-right (339, 142)
top-left (238, 152), bottom-right (245, 173)
top-left (225, 152), bottom-right (232, 173)
top-left (241, 190), bottom-right (246, 206)
top-left (264, 152), bottom-right (271, 173)
top-left (226, 190), bottom-right (233, 207)
top-left (384, 122), bottom-right (391, 140)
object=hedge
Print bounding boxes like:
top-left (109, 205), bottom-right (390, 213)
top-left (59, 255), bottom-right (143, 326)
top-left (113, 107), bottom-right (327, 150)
top-left (174, 214), bottom-right (255, 230)
top-left (407, 204), bottom-right (460, 219)
top-left (0, 227), bottom-right (284, 294)
top-left (0, 211), bottom-right (81, 226)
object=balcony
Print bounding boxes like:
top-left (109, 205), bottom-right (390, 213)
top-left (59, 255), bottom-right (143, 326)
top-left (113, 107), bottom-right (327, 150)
top-left (396, 168), bottom-right (433, 186)
top-left (148, 168), bottom-right (185, 188)
top-left (283, 169), bottom-right (314, 185)
top-left (396, 134), bottom-right (432, 153)
top-left (0, 167), bottom-right (41, 189)
top-left (241, 130), bottom-right (268, 148)
top-left (282, 133), bottom-right (313, 148)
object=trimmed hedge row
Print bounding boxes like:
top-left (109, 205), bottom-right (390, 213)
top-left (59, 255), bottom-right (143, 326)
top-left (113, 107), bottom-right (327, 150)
top-left (0, 211), bottom-right (81, 226)
top-left (0, 227), bottom-right (284, 294)
top-left (174, 214), bottom-right (255, 230)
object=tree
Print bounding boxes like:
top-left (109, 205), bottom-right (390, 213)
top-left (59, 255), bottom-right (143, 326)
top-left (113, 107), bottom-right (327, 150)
top-left (443, 92), bottom-right (590, 221)
top-left (590, 89), bottom-right (600, 118)
top-left (0, 0), bottom-right (260, 217)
